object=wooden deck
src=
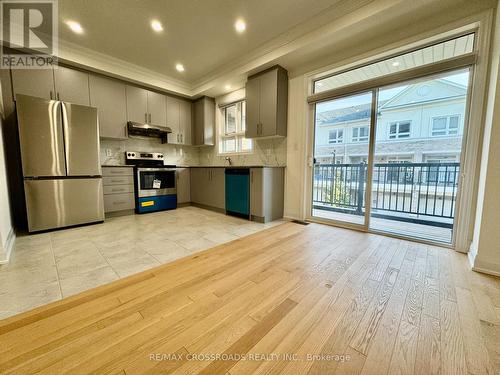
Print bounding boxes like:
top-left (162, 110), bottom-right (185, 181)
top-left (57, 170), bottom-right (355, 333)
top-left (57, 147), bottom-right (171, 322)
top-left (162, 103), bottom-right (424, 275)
top-left (0, 222), bottom-right (498, 374)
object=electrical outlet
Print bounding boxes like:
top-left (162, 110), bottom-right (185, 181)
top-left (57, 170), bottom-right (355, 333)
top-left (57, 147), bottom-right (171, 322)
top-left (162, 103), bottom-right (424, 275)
top-left (105, 149), bottom-right (112, 157)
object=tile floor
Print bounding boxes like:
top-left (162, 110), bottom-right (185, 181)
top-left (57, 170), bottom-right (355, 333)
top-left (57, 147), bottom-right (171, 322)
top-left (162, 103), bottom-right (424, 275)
top-left (0, 206), bottom-right (283, 319)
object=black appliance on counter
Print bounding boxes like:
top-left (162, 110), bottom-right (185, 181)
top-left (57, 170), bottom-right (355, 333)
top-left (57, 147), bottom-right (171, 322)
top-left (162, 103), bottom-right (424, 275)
top-left (125, 151), bottom-right (177, 213)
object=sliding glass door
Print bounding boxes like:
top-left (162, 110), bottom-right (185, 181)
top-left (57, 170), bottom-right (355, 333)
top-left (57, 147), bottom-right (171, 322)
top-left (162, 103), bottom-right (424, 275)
top-left (369, 69), bottom-right (470, 243)
top-left (312, 91), bottom-right (373, 226)
top-left (310, 68), bottom-right (471, 244)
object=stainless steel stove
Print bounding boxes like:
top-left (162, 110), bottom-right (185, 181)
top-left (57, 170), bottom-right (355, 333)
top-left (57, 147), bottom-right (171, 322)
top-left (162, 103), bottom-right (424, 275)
top-left (125, 151), bottom-right (177, 213)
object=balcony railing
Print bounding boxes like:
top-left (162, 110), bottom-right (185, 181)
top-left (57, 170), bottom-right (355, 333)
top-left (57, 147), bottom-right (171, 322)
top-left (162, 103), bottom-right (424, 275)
top-left (313, 162), bottom-right (460, 228)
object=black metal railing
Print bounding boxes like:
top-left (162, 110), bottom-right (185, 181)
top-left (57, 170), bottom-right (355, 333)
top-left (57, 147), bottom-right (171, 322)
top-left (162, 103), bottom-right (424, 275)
top-left (313, 162), bottom-right (460, 228)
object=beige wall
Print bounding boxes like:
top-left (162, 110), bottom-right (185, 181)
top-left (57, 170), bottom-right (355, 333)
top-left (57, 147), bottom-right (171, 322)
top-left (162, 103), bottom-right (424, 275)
top-left (470, 3), bottom-right (500, 275)
top-left (0, 115), bottom-right (13, 261)
top-left (284, 76), bottom-right (308, 220)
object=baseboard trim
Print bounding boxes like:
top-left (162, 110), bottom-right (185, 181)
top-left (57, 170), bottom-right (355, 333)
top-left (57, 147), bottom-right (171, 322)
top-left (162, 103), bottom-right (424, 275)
top-left (190, 202), bottom-right (225, 214)
top-left (0, 228), bottom-right (16, 264)
top-left (471, 265), bottom-right (500, 277)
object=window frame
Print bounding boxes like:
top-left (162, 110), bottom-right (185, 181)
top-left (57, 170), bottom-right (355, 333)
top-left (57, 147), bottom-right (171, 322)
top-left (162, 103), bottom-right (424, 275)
top-left (328, 128), bottom-right (344, 144)
top-left (352, 126), bottom-right (370, 142)
top-left (430, 114), bottom-right (461, 137)
top-left (388, 120), bottom-right (412, 139)
top-left (218, 101), bottom-right (253, 155)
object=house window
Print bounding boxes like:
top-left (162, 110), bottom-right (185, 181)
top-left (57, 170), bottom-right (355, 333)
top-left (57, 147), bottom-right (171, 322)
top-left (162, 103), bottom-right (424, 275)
top-left (219, 101), bottom-right (252, 154)
top-left (352, 126), bottom-right (369, 142)
top-left (431, 115), bottom-right (460, 136)
top-left (328, 129), bottom-right (344, 143)
top-left (389, 121), bottom-right (411, 139)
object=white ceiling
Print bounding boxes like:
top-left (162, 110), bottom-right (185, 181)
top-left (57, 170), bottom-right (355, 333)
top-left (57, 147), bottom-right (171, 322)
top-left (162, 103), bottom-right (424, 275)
top-left (58, 0), bottom-right (344, 83)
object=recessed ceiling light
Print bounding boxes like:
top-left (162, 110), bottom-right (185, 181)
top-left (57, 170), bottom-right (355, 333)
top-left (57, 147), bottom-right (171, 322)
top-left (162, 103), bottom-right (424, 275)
top-left (235, 19), bottom-right (246, 33)
top-left (392, 61), bottom-right (400, 67)
top-left (66, 20), bottom-right (83, 34)
top-left (175, 63), bottom-right (185, 72)
top-left (225, 84), bottom-right (231, 90)
top-left (151, 20), bottom-right (163, 32)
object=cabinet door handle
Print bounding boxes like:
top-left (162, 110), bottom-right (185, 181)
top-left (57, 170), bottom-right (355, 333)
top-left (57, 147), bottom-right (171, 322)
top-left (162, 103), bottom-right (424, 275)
top-left (49, 91), bottom-right (53, 100)
top-left (149, 113), bottom-right (152, 123)
top-left (181, 134), bottom-right (183, 143)
top-left (145, 113), bottom-right (148, 123)
top-left (57, 92), bottom-right (60, 101)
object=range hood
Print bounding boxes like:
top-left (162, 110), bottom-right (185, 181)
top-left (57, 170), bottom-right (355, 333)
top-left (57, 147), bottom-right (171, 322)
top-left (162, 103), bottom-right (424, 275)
top-left (127, 122), bottom-right (172, 143)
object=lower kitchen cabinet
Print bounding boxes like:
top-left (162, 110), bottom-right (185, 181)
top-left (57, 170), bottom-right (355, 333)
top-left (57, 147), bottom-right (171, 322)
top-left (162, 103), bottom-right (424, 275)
top-left (176, 168), bottom-right (191, 204)
top-left (250, 167), bottom-right (284, 222)
top-left (190, 168), bottom-right (225, 210)
top-left (102, 167), bottom-right (135, 214)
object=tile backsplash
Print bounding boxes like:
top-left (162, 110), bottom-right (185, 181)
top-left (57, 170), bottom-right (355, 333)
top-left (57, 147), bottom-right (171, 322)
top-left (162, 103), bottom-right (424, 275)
top-left (100, 137), bottom-right (199, 166)
top-left (100, 136), bottom-right (286, 167)
top-left (198, 137), bottom-right (287, 167)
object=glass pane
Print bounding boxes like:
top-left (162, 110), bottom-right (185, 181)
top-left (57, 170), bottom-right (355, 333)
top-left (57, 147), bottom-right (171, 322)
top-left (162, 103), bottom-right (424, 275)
top-left (369, 68), bottom-right (470, 244)
top-left (433, 117), bottom-right (447, 130)
top-left (449, 116), bottom-right (459, 128)
top-left (226, 137), bottom-right (236, 153)
top-left (225, 105), bottom-right (236, 134)
top-left (312, 91), bottom-right (373, 226)
top-left (399, 122), bottom-right (410, 133)
top-left (314, 33), bottom-right (474, 93)
top-left (241, 137), bottom-right (252, 151)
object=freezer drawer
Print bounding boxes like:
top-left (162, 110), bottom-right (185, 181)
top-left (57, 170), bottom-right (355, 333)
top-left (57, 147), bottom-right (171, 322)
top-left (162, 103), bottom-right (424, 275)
top-left (24, 178), bottom-right (104, 232)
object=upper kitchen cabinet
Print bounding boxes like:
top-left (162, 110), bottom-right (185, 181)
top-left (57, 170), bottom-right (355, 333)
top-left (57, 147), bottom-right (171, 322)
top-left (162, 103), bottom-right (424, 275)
top-left (126, 85), bottom-right (166, 126)
top-left (89, 75), bottom-right (128, 139)
top-left (167, 96), bottom-right (192, 145)
top-left (166, 96), bottom-right (181, 144)
top-left (126, 86), bottom-right (148, 124)
top-left (179, 99), bottom-right (192, 145)
top-left (193, 96), bottom-right (215, 146)
top-left (53, 66), bottom-right (90, 106)
top-left (11, 68), bottom-right (55, 100)
top-left (147, 90), bottom-right (167, 126)
top-left (12, 66), bottom-right (90, 106)
top-left (245, 65), bottom-right (288, 138)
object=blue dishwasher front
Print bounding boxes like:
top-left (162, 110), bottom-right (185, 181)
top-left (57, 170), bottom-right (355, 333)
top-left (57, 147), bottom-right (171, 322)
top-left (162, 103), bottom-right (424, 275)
top-left (225, 168), bottom-right (250, 217)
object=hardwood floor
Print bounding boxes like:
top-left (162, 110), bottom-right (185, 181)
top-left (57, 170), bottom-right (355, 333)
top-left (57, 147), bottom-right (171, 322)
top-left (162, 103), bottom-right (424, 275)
top-left (0, 222), bottom-right (498, 374)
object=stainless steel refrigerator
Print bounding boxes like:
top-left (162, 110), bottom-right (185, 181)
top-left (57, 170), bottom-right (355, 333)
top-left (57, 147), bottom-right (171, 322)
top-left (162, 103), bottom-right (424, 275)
top-left (16, 94), bottom-right (104, 232)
